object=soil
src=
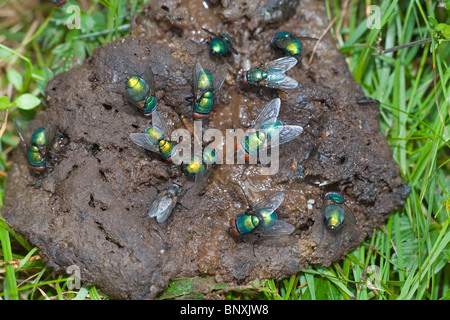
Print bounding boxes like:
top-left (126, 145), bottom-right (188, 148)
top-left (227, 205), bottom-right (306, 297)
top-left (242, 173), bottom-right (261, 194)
top-left (3, 0), bottom-right (410, 299)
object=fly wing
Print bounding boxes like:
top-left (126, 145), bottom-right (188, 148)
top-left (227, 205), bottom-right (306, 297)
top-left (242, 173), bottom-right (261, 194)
top-left (151, 110), bottom-right (169, 139)
top-left (14, 118), bottom-right (57, 154)
top-left (295, 36), bottom-right (319, 42)
top-left (263, 71), bottom-right (298, 90)
top-left (342, 203), bottom-right (356, 227)
top-left (142, 66), bottom-right (156, 96)
top-left (213, 64), bottom-right (228, 95)
top-left (260, 219), bottom-right (295, 236)
top-left (267, 125), bottom-right (303, 148)
top-left (40, 124), bottom-right (57, 156)
top-left (195, 166), bottom-right (212, 188)
top-left (252, 98), bottom-right (281, 129)
top-left (193, 62), bottom-right (207, 101)
top-left (13, 117), bottom-right (30, 150)
top-left (261, 57), bottom-right (298, 90)
top-left (251, 191), bottom-right (285, 216)
top-left (123, 74), bottom-right (150, 109)
top-left (148, 192), bottom-right (177, 223)
top-left (130, 133), bottom-right (159, 153)
top-left (265, 56), bottom-right (297, 72)
top-left (123, 90), bottom-right (144, 109)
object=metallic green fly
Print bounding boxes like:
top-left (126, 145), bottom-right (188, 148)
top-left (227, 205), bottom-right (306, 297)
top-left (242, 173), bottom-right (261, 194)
top-left (237, 98), bottom-right (303, 161)
top-left (271, 31), bottom-right (318, 58)
top-left (124, 66), bottom-right (158, 118)
top-left (229, 191), bottom-right (295, 237)
top-left (202, 28), bottom-right (238, 56)
top-left (15, 118), bottom-right (57, 172)
top-left (192, 62), bottom-right (227, 119)
top-left (129, 110), bottom-right (176, 162)
top-left (148, 179), bottom-right (185, 223)
top-left (241, 57), bottom-right (298, 90)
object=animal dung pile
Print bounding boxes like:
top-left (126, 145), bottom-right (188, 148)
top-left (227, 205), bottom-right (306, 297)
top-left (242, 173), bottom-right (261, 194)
top-left (3, 0), bottom-right (409, 299)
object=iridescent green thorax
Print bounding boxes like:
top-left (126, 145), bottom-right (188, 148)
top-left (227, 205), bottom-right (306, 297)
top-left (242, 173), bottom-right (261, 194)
top-left (159, 140), bottom-right (175, 160)
top-left (144, 126), bottom-right (174, 160)
top-left (126, 76), bottom-right (150, 102)
top-left (324, 192), bottom-right (344, 204)
top-left (260, 120), bottom-right (283, 139)
top-left (31, 128), bottom-right (48, 148)
top-left (27, 128), bottom-right (51, 170)
top-left (241, 131), bottom-right (266, 156)
top-left (244, 68), bottom-right (268, 85)
top-left (258, 208), bottom-right (278, 229)
top-left (210, 37), bottom-right (229, 56)
top-left (323, 203), bottom-right (345, 229)
top-left (273, 31), bottom-right (292, 40)
top-left (234, 214), bottom-right (260, 235)
top-left (196, 70), bottom-right (214, 92)
top-left (186, 156), bottom-right (206, 174)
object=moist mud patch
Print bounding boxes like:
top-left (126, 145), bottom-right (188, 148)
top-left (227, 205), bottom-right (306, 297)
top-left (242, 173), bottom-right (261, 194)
top-left (3, 0), bottom-right (409, 299)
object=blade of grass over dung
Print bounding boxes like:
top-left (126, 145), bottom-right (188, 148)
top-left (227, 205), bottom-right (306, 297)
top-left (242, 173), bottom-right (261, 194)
top-left (0, 222), bottom-right (18, 300)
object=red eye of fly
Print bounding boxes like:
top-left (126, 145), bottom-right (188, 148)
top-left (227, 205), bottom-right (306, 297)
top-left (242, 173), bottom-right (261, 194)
top-left (241, 71), bottom-right (247, 84)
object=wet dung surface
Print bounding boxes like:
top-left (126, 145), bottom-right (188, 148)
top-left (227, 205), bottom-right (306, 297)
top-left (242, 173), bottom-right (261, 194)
top-left (3, 0), bottom-right (410, 299)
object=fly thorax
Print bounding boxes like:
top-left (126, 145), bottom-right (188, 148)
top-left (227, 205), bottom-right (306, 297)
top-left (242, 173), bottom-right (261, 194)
top-left (186, 156), bottom-right (205, 174)
top-left (159, 140), bottom-right (173, 153)
top-left (256, 131), bottom-right (266, 141)
top-left (197, 71), bottom-right (214, 91)
top-left (243, 132), bottom-right (264, 154)
top-left (210, 38), bottom-right (227, 55)
top-left (31, 128), bottom-right (47, 148)
top-left (324, 192), bottom-right (344, 204)
top-left (167, 184), bottom-right (183, 196)
top-left (249, 69), bottom-right (266, 83)
top-left (234, 214), bottom-right (261, 234)
top-left (127, 76), bottom-right (140, 88)
top-left (202, 91), bottom-right (213, 99)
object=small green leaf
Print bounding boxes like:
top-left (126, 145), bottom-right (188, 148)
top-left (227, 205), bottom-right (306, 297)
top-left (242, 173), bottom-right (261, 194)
top-left (434, 23), bottom-right (450, 40)
top-left (7, 69), bottom-right (23, 91)
top-left (0, 96), bottom-right (14, 110)
top-left (428, 16), bottom-right (438, 28)
top-left (13, 93), bottom-right (41, 110)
